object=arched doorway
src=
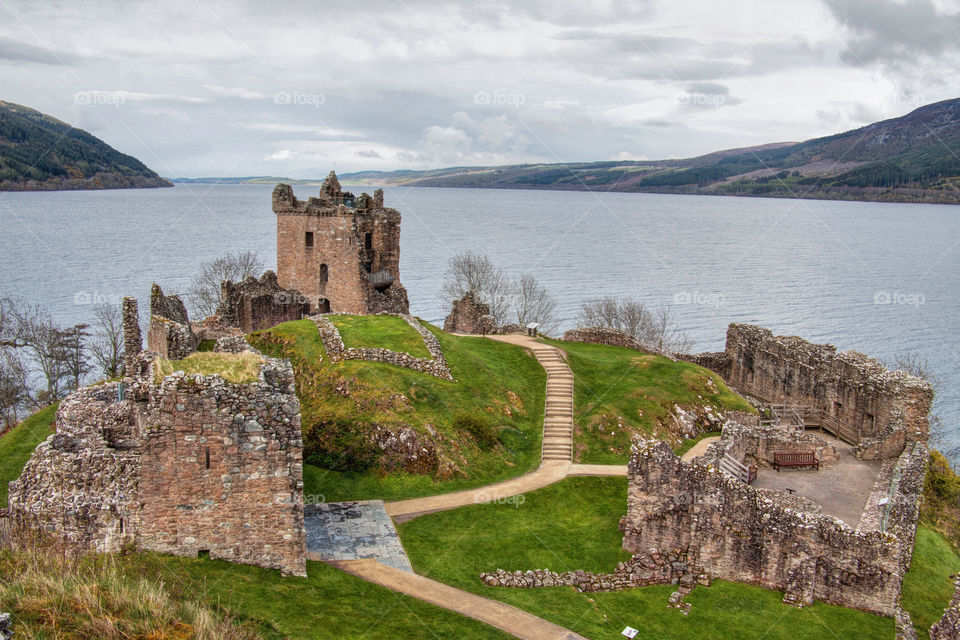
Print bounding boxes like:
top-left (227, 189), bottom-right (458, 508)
top-left (317, 297), bottom-right (330, 314)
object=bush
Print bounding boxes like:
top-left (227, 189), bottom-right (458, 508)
top-left (454, 412), bottom-right (498, 450)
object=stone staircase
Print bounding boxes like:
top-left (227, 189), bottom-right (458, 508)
top-left (533, 344), bottom-right (574, 462)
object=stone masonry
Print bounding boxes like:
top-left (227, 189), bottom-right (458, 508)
top-left (217, 270), bottom-right (311, 333)
top-left (686, 324), bottom-right (933, 453)
top-left (930, 576), bottom-right (960, 639)
top-left (8, 301), bottom-right (307, 576)
top-left (311, 314), bottom-right (453, 381)
top-left (443, 291), bottom-right (495, 335)
top-left (147, 283), bottom-right (197, 359)
top-left (274, 172), bottom-right (409, 316)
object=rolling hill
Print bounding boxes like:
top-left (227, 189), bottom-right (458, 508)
top-left (343, 98), bottom-right (960, 205)
top-left (0, 100), bottom-right (172, 191)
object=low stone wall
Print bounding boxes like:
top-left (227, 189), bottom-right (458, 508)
top-left (854, 424), bottom-right (907, 461)
top-left (931, 576), bottom-right (960, 639)
top-left (563, 327), bottom-right (642, 350)
top-left (707, 421), bottom-right (838, 467)
top-left (678, 351), bottom-right (730, 377)
top-left (310, 314), bottom-right (453, 381)
top-left (621, 438), bottom-right (918, 615)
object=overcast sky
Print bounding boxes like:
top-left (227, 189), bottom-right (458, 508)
top-left (2, 0), bottom-right (958, 178)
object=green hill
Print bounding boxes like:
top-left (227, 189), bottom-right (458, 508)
top-left (0, 100), bottom-right (172, 191)
top-left (342, 98), bottom-right (960, 205)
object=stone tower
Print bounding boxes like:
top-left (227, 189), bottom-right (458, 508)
top-left (273, 171), bottom-right (409, 315)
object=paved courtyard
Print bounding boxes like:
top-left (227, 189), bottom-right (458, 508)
top-left (751, 434), bottom-right (884, 528)
top-left (304, 500), bottom-right (413, 573)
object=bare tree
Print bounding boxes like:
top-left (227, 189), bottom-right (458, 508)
top-left (441, 251), bottom-right (511, 325)
top-left (887, 353), bottom-right (945, 451)
top-left (512, 274), bottom-right (557, 333)
top-left (89, 303), bottom-right (124, 379)
top-left (61, 323), bottom-right (91, 392)
top-left (0, 342), bottom-right (29, 427)
top-left (577, 296), bottom-right (692, 354)
top-left (189, 250), bottom-right (264, 318)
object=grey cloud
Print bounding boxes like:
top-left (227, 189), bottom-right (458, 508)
top-left (0, 35), bottom-right (74, 65)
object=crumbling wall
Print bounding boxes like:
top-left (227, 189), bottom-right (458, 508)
top-left (311, 314), bottom-right (453, 381)
top-left (723, 324), bottom-right (933, 446)
top-left (218, 270), bottom-right (310, 333)
top-left (444, 291), bottom-right (494, 335)
top-left (562, 327), bottom-right (643, 350)
top-left (622, 439), bottom-right (904, 615)
top-left (7, 383), bottom-right (140, 553)
top-left (9, 303), bottom-right (307, 577)
top-left (147, 284), bottom-right (197, 359)
top-left (931, 576), bottom-right (960, 639)
top-left (137, 356), bottom-right (306, 577)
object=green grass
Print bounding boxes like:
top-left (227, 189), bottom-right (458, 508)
top-left (542, 338), bottom-right (754, 464)
top-left (0, 549), bottom-right (509, 640)
top-left (902, 525), bottom-right (960, 633)
top-left (0, 404), bottom-right (57, 507)
top-left (399, 477), bottom-right (893, 639)
top-left (155, 351), bottom-right (264, 384)
top-left (331, 314), bottom-right (431, 359)
top-left (250, 319), bottom-right (545, 502)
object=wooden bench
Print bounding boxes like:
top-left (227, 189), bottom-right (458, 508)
top-left (773, 451), bottom-right (819, 471)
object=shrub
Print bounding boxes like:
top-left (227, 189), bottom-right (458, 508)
top-left (454, 412), bottom-right (498, 450)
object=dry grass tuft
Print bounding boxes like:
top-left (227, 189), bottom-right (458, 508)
top-left (0, 546), bottom-right (262, 640)
top-left (154, 352), bottom-right (264, 384)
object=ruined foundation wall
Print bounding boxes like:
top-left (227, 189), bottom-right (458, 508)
top-left (710, 421), bottom-right (838, 467)
top-left (562, 327), bottom-right (644, 350)
top-left (137, 358), bottom-right (306, 576)
top-left (622, 440), bottom-right (903, 614)
top-left (444, 291), bottom-right (493, 334)
top-left (931, 577), bottom-right (960, 639)
top-left (723, 324), bottom-right (933, 445)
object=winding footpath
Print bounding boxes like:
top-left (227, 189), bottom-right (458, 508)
top-left (334, 333), bottom-right (626, 640)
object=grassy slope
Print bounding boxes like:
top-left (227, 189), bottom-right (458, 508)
top-left (0, 404), bottom-right (57, 507)
top-left (399, 477), bottom-right (892, 639)
top-left (902, 525), bottom-right (960, 633)
top-left (543, 339), bottom-right (753, 464)
top-left (250, 319), bottom-right (545, 502)
top-left (331, 314), bottom-right (432, 359)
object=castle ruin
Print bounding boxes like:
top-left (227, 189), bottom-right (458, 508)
top-left (7, 296), bottom-right (307, 576)
top-left (273, 171), bottom-right (409, 316)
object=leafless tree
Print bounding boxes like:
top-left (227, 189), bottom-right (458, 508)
top-left (89, 302), bottom-right (124, 379)
top-left (61, 323), bottom-right (91, 392)
top-left (189, 250), bottom-right (264, 318)
top-left (512, 274), bottom-right (557, 333)
top-left (0, 339), bottom-right (29, 427)
top-left (577, 296), bottom-right (693, 354)
top-left (441, 251), bottom-right (512, 325)
top-left (887, 353), bottom-right (946, 451)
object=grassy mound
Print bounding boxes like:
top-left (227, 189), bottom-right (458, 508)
top-left (330, 314), bottom-right (431, 359)
top-left (0, 404), bottom-right (57, 507)
top-left (249, 319), bottom-right (545, 502)
top-left (542, 339), bottom-right (754, 464)
top-left (155, 352), bottom-right (265, 384)
top-left (398, 477), bottom-right (892, 639)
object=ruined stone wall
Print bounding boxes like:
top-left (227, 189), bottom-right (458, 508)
top-left (9, 305), bottom-right (307, 577)
top-left (562, 327), bottom-right (643, 350)
top-left (7, 383), bottom-right (140, 553)
top-left (273, 179), bottom-right (409, 315)
top-left (444, 291), bottom-right (494, 334)
top-left (218, 270), bottom-right (310, 333)
top-left (931, 576), bottom-right (960, 639)
top-left (147, 284), bottom-right (197, 359)
top-left (123, 297), bottom-right (142, 376)
top-left (311, 314), bottom-right (453, 381)
top-left (710, 421), bottom-right (838, 467)
top-left (723, 324), bottom-right (933, 445)
top-left (137, 356), bottom-right (305, 577)
top-left (622, 439), bottom-right (904, 615)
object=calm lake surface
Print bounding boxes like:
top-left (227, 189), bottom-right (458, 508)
top-left (1, 183), bottom-right (958, 459)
